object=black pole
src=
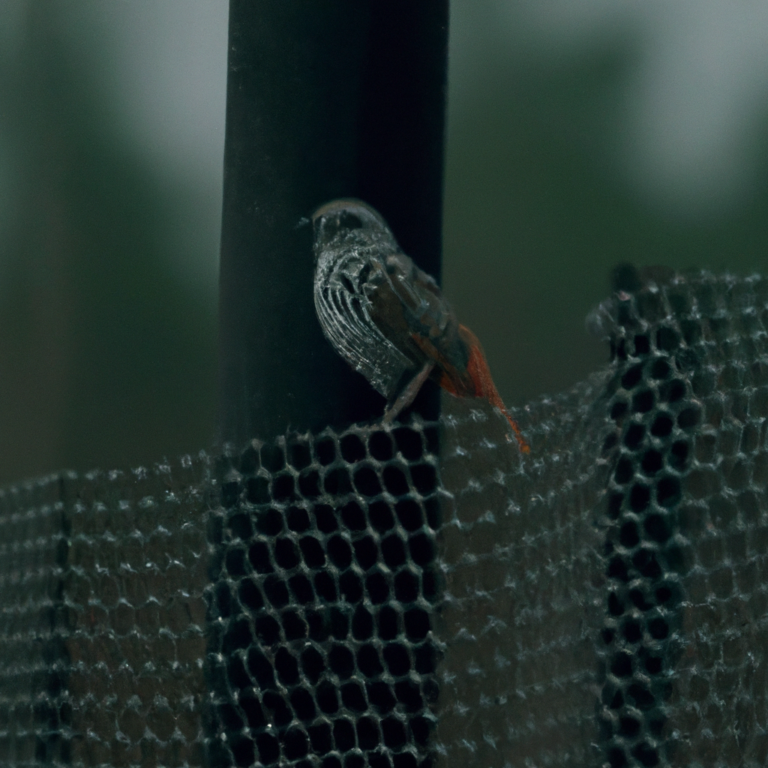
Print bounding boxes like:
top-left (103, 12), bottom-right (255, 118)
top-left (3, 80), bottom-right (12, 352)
top-left (217, 0), bottom-right (449, 445)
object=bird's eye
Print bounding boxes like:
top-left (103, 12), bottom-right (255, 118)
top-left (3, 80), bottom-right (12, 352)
top-left (339, 211), bottom-right (363, 230)
top-left (319, 218), bottom-right (342, 240)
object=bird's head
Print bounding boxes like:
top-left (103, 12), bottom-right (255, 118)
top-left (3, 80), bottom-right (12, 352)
top-left (311, 199), bottom-right (399, 265)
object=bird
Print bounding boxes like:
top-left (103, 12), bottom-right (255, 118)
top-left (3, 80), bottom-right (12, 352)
top-left (312, 199), bottom-right (529, 454)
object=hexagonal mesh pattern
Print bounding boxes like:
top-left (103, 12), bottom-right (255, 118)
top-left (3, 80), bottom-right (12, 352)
top-left (0, 475), bottom-right (67, 765)
top-left (596, 286), bottom-right (699, 768)
top-left (1, 269), bottom-right (767, 767)
top-left (204, 424), bottom-right (443, 768)
top-left (432, 382), bottom-right (611, 766)
top-left (593, 270), bottom-right (768, 767)
top-left (0, 458), bottom-right (211, 767)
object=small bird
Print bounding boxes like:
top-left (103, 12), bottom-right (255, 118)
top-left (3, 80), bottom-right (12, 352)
top-left (312, 199), bottom-right (529, 453)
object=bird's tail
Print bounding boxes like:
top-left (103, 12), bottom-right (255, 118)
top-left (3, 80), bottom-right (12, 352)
top-left (459, 325), bottom-right (530, 454)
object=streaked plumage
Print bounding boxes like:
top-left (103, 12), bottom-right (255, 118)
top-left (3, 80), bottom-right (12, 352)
top-left (312, 199), bottom-right (529, 453)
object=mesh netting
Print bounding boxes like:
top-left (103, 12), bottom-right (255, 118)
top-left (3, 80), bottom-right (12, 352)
top-left (1, 269), bottom-right (767, 767)
top-left (205, 425), bottom-right (442, 768)
top-left (0, 460), bottom-right (211, 766)
top-left (597, 269), bottom-right (768, 767)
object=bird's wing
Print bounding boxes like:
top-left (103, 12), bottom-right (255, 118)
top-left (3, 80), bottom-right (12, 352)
top-left (368, 252), bottom-right (475, 391)
top-left (314, 255), bottom-right (412, 399)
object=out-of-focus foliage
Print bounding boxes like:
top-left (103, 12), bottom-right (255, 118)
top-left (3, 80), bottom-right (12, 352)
top-left (0, 5), bottom-right (216, 483)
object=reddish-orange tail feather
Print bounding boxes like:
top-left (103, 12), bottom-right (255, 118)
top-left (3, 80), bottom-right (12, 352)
top-left (460, 326), bottom-right (531, 454)
top-left (408, 325), bottom-right (531, 454)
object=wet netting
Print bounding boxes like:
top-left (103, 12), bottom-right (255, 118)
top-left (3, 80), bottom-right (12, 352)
top-left (1, 268), bottom-right (768, 767)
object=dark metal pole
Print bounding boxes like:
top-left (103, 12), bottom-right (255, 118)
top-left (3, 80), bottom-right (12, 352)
top-left (217, 0), bottom-right (449, 444)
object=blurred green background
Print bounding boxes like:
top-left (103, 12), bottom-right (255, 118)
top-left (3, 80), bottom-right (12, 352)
top-left (1, 1), bottom-right (768, 483)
